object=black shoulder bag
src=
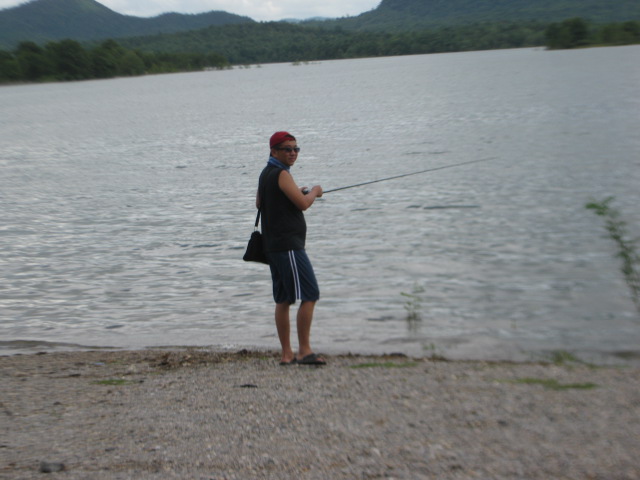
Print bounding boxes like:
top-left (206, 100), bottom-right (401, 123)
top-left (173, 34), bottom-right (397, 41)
top-left (243, 209), bottom-right (268, 264)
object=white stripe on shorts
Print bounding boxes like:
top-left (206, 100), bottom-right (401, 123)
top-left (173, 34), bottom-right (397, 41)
top-left (288, 250), bottom-right (301, 300)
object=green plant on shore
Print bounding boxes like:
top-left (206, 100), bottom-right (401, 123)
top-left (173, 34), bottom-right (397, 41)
top-left (401, 283), bottom-right (424, 330)
top-left (423, 343), bottom-right (447, 361)
top-left (586, 196), bottom-right (640, 313)
top-left (548, 350), bottom-right (587, 366)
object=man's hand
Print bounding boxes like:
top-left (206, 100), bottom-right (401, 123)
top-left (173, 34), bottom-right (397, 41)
top-left (279, 172), bottom-right (322, 211)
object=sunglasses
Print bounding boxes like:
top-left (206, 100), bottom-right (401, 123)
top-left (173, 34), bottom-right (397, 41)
top-left (275, 147), bottom-right (301, 153)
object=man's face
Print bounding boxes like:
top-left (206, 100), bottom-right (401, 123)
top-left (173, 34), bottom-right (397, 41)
top-left (271, 140), bottom-right (299, 168)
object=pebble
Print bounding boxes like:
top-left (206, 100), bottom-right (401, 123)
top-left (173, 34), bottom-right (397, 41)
top-left (39, 461), bottom-right (65, 473)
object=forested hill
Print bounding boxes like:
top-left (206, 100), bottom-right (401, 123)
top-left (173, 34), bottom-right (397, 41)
top-left (1, 0), bottom-right (639, 50)
top-left (1, 0), bottom-right (639, 84)
top-left (314, 0), bottom-right (640, 31)
top-left (0, 0), bottom-right (253, 48)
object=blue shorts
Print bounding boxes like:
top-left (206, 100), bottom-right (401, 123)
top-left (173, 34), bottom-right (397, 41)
top-left (267, 250), bottom-right (319, 305)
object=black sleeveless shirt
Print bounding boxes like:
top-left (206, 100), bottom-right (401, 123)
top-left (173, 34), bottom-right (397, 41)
top-left (258, 164), bottom-right (306, 252)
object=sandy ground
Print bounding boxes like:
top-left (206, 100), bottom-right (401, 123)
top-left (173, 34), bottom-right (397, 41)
top-left (1, 348), bottom-right (639, 479)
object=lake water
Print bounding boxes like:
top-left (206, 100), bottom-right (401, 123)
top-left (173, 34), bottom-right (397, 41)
top-left (1, 46), bottom-right (639, 364)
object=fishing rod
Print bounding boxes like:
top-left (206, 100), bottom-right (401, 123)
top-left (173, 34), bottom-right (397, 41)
top-left (322, 157), bottom-right (496, 194)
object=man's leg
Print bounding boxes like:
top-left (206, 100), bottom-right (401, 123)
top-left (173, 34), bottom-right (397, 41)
top-left (275, 302), bottom-right (295, 363)
top-left (297, 300), bottom-right (318, 360)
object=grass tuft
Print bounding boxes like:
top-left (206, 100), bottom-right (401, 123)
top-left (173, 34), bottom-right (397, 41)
top-left (510, 377), bottom-right (597, 390)
top-left (350, 362), bottom-right (418, 369)
top-left (92, 379), bottom-right (137, 386)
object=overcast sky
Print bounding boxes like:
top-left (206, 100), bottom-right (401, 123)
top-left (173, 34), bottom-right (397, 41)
top-left (0, 0), bottom-right (382, 21)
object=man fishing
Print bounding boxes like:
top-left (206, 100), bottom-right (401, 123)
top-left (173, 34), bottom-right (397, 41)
top-left (256, 131), bottom-right (326, 366)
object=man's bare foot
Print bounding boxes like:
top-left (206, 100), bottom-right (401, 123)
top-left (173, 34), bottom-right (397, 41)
top-left (279, 354), bottom-right (297, 365)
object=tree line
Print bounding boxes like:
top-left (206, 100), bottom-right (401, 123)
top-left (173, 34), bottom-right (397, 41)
top-left (1, 18), bottom-right (638, 84)
top-left (119, 21), bottom-right (548, 64)
top-left (120, 18), bottom-right (639, 66)
top-left (545, 18), bottom-right (640, 49)
top-left (0, 38), bottom-right (229, 83)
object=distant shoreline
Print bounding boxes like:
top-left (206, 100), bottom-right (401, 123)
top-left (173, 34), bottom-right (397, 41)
top-left (2, 338), bottom-right (639, 368)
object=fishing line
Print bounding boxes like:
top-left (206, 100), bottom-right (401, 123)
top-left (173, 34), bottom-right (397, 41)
top-left (322, 157), bottom-right (496, 194)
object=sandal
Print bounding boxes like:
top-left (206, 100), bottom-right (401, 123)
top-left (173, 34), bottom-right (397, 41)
top-left (298, 353), bottom-right (326, 366)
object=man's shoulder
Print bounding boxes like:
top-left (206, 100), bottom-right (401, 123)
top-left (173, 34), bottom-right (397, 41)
top-left (261, 165), bottom-right (284, 181)
top-left (260, 164), bottom-right (278, 174)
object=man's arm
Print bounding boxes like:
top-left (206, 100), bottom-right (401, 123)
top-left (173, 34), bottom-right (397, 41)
top-left (278, 170), bottom-right (322, 211)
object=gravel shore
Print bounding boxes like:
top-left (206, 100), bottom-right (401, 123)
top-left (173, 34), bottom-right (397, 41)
top-left (2, 348), bottom-right (639, 479)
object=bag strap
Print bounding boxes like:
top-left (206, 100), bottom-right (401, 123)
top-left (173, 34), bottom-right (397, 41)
top-left (254, 209), bottom-right (261, 231)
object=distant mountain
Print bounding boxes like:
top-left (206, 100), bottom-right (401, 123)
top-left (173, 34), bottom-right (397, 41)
top-left (0, 0), bottom-right (254, 48)
top-left (112, 0), bottom-right (639, 66)
top-left (312, 0), bottom-right (640, 31)
top-left (1, 0), bottom-right (639, 51)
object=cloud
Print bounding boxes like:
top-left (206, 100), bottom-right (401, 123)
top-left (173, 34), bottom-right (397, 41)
top-left (0, 0), bottom-right (20, 9)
